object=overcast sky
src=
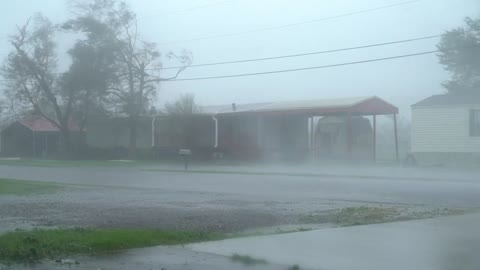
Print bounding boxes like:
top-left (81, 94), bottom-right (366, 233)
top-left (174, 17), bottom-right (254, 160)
top-left (1, 0), bottom-right (479, 118)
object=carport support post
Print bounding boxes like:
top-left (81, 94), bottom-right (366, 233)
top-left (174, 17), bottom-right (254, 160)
top-left (307, 116), bottom-right (316, 161)
top-left (346, 113), bottom-right (352, 160)
top-left (393, 113), bottom-right (399, 162)
top-left (372, 115), bottom-right (376, 162)
top-left (310, 116), bottom-right (315, 161)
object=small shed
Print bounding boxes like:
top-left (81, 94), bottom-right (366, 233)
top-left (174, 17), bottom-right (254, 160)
top-left (411, 93), bottom-right (480, 166)
top-left (0, 116), bottom-right (81, 157)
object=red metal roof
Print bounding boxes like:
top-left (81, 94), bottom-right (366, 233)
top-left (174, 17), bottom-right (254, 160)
top-left (19, 116), bottom-right (81, 132)
top-left (202, 96), bottom-right (398, 116)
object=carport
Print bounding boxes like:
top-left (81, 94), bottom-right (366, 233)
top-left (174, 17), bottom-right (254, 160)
top-left (204, 96), bottom-right (399, 162)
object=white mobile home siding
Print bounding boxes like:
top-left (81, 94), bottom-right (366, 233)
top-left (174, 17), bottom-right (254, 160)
top-left (412, 105), bottom-right (480, 153)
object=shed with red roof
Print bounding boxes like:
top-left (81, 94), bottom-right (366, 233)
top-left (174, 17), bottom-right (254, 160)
top-left (1, 116), bottom-right (83, 157)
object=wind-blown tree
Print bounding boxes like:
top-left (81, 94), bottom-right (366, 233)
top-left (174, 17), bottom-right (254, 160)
top-left (437, 17), bottom-right (480, 93)
top-left (66, 0), bottom-right (191, 158)
top-left (1, 15), bottom-right (115, 156)
top-left (1, 15), bottom-right (77, 155)
top-left (62, 41), bottom-right (117, 132)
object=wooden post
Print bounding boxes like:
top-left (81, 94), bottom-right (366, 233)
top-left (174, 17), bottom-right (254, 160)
top-left (394, 113), bottom-right (399, 162)
top-left (373, 115), bottom-right (376, 162)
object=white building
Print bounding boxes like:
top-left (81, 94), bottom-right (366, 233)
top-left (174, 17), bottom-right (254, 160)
top-left (411, 93), bottom-right (480, 166)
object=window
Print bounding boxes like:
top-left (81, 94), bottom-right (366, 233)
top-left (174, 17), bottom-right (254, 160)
top-left (470, 110), bottom-right (480, 136)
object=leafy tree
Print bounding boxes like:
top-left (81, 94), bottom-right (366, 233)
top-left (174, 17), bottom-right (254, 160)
top-left (66, 0), bottom-right (191, 158)
top-left (62, 40), bottom-right (117, 131)
top-left (437, 17), bottom-right (480, 93)
top-left (1, 14), bottom-right (115, 156)
top-left (1, 15), bottom-right (77, 155)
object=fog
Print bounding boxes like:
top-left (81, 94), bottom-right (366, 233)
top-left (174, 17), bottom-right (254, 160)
top-left (1, 1), bottom-right (480, 269)
top-left (1, 0), bottom-right (478, 115)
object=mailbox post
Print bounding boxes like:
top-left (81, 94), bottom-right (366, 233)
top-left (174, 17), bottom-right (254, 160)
top-left (179, 149), bottom-right (192, 171)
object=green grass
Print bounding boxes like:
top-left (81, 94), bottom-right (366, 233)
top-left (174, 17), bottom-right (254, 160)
top-left (0, 159), bottom-right (163, 168)
top-left (146, 168), bottom-right (363, 179)
top-left (0, 229), bottom-right (224, 263)
top-left (301, 207), bottom-right (403, 226)
top-left (300, 207), bottom-right (468, 227)
top-left (333, 207), bottom-right (400, 226)
top-left (230, 254), bottom-right (268, 265)
top-left (0, 179), bottom-right (60, 195)
top-left (145, 168), bottom-right (442, 181)
top-left (230, 227), bottom-right (316, 239)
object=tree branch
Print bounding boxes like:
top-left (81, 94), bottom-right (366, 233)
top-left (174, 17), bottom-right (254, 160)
top-left (145, 66), bottom-right (186, 83)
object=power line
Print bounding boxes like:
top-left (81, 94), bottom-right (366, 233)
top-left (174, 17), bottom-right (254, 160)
top-left (168, 50), bottom-right (439, 81)
top-left (5, 34), bottom-right (441, 74)
top-left (160, 0), bottom-right (421, 45)
top-left (0, 50), bottom-right (443, 83)
top-left (157, 34), bottom-right (441, 70)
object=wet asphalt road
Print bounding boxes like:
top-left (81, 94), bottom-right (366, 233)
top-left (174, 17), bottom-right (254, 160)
top-left (1, 165), bottom-right (479, 208)
top-left (1, 164), bottom-right (479, 270)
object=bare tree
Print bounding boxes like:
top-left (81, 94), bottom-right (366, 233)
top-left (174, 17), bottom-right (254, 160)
top-left (165, 93), bottom-right (201, 115)
top-left (67, 0), bottom-right (191, 158)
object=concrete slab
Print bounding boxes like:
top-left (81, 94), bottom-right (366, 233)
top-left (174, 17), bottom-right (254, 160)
top-left (189, 213), bottom-right (480, 270)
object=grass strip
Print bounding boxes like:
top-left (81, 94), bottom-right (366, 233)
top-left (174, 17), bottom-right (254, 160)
top-left (0, 179), bottom-right (60, 195)
top-left (0, 159), bottom-right (164, 168)
top-left (0, 229), bottom-right (224, 264)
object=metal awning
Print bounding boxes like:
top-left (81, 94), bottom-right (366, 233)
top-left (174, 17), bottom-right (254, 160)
top-left (201, 96), bottom-right (398, 116)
